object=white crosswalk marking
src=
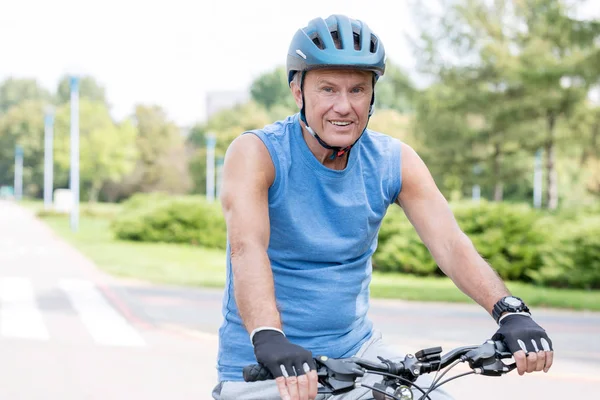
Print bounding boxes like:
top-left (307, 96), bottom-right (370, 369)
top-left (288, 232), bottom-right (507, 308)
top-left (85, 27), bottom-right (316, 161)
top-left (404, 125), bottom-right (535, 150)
top-left (0, 277), bottom-right (49, 340)
top-left (58, 278), bottom-right (146, 347)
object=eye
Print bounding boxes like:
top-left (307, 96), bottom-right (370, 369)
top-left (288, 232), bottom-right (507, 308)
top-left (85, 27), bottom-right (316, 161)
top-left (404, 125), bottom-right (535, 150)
top-left (322, 87), bottom-right (334, 93)
top-left (351, 87), bottom-right (364, 93)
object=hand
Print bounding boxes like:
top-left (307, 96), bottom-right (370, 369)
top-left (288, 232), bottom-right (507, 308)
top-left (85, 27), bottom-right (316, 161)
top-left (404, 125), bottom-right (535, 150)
top-left (252, 329), bottom-right (318, 400)
top-left (492, 314), bottom-right (554, 375)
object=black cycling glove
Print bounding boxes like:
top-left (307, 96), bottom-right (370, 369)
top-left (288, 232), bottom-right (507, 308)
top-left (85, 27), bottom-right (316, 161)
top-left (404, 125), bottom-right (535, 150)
top-left (492, 314), bottom-right (553, 355)
top-left (252, 329), bottom-right (317, 378)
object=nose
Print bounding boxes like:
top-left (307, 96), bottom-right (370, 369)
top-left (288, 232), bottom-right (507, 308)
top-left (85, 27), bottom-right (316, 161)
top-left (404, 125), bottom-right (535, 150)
top-left (332, 92), bottom-right (352, 115)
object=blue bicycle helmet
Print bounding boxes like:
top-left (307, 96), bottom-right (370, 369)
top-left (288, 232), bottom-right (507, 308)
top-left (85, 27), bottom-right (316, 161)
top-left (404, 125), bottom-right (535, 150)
top-left (286, 15), bottom-right (386, 159)
top-left (286, 14), bottom-right (386, 85)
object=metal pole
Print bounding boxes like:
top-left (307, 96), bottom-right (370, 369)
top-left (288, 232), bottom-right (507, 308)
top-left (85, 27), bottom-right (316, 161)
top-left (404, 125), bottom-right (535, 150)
top-left (472, 164), bottom-right (482, 203)
top-left (472, 185), bottom-right (481, 203)
top-left (43, 110), bottom-right (55, 210)
top-left (14, 145), bottom-right (23, 201)
top-left (69, 76), bottom-right (80, 232)
top-left (533, 148), bottom-right (543, 208)
top-left (216, 156), bottom-right (224, 200)
top-left (206, 133), bottom-right (216, 202)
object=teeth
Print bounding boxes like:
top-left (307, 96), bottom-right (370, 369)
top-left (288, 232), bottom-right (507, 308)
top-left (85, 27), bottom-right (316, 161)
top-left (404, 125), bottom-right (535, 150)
top-left (330, 121), bottom-right (351, 126)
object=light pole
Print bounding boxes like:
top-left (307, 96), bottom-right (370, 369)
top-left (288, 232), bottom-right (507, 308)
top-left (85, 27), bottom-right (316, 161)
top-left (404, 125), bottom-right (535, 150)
top-left (533, 148), bottom-right (543, 208)
top-left (69, 76), bottom-right (80, 232)
top-left (216, 156), bottom-right (224, 200)
top-left (472, 164), bottom-right (482, 203)
top-left (14, 145), bottom-right (23, 201)
top-left (206, 133), bottom-right (216, 202)
top-left (43, 107), bottom-right (55, 210)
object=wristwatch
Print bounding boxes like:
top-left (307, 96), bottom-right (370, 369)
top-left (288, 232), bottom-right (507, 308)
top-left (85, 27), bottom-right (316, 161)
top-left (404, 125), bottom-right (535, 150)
top-left (492, 296), bottom-right (530, 324)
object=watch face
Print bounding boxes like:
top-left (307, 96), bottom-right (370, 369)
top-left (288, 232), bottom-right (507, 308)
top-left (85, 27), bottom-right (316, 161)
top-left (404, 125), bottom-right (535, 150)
top-left (504, 296), bottom-right (522, 307)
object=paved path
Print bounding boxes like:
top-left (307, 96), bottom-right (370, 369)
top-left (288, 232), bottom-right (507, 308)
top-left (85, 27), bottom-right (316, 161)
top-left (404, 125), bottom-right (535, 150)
top-left (0, 200), bottom-right (217, 399)
top-left (1, 199), bottom-right (599, 399)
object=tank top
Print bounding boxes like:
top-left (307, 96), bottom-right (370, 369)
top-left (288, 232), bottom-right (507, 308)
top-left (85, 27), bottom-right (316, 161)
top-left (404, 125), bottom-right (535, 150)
top-left (217, 113), bottom-right (402, 381)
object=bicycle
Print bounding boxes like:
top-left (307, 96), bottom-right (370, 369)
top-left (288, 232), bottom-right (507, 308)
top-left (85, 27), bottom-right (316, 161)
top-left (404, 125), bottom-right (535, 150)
top-left (243, 339), bottom-right (516, 400)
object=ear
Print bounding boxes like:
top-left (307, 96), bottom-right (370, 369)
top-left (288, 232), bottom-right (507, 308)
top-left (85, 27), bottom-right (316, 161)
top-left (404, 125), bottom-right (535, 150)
top-left (290, 81), bottom-right (303, 109)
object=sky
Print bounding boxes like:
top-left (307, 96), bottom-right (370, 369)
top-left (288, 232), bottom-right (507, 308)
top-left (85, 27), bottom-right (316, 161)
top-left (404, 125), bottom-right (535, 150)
top-left (0, 0), bottom-right (420, 126)
top-left (0, 0), bottom-right (598, 127)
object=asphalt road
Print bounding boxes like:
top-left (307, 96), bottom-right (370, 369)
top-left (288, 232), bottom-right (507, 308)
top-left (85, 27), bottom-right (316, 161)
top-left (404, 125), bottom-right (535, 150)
top-left (1, 199), bottom-right (599, 399)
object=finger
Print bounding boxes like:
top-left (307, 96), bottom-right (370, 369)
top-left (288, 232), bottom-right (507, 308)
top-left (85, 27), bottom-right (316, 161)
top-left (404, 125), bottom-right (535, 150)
top-left (275, 376), bottom-right (292, 400)
top-left (544, 351), bottom-right (554, 373)
top-left (296, 372), bottom-right (309, 400)
top-left (535, 349), bottom-right (546, 372)
top-left (306, 368), bottom-right (318, 400)
top-left (513, 350), bottom-right (527, 375)
top-left (286, 375), bottom-right (300, 400)
top-left (526, 351), bottom-right (538, 373)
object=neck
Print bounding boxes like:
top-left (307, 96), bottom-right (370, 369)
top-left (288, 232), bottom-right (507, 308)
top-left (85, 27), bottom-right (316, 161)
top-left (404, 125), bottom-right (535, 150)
top-left (300, 122), bottom-right (349, 170)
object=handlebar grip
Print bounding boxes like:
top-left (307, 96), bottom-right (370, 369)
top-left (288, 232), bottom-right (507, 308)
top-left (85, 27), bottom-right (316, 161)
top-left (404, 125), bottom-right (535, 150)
top-left (243, 363), bottom-right (274, 382)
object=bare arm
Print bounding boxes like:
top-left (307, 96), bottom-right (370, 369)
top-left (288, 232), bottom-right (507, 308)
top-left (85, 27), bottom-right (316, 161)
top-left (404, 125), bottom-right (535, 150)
top-left (220, 134), bottom-right (280, 333)
top-left (396, 143), bottom-right (509, 315)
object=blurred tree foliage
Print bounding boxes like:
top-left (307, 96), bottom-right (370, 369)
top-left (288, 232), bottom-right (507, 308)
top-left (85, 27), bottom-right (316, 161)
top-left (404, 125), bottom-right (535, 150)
top-left (1, 0), bottom-right (598, 209)
top-left (0, 78), bottom-right (52, 115)
top-left (410, 0), bottom-right (600, 208)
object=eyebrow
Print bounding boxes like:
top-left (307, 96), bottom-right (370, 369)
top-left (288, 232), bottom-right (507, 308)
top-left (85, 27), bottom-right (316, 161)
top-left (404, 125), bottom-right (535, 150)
top-left (316, 79), bottom-right (369, 87)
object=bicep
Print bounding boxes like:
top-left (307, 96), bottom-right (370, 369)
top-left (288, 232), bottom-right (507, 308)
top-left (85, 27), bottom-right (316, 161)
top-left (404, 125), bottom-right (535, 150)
top-left (220, 134), bottom-right (274, 253)
top-left (395, 144), bottom-right (463, 267)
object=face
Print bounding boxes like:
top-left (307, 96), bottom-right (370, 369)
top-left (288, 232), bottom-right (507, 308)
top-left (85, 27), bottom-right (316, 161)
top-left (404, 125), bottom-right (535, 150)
top-left (292, 69), bottom-right (373, 148)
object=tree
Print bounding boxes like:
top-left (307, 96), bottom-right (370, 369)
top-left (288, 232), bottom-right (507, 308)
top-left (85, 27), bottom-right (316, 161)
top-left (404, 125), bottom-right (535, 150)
top-left (0, 78), bottom-right (52, 115)
top-left (123, 105), bottom-right (191, 195)
top-left (52, 99), bottom-right (138, 202)
top-left (0, 100), bottom-right (46, 195)
top-left (409, 0), bottom-right (599, 208)
top-left (250, 66), bottom-right (297, 111)
top-left (374, 61), bottom-right (416, 113)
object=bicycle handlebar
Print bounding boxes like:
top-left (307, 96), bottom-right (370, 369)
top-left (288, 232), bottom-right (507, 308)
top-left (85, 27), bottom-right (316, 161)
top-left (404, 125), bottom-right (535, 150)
top-left (243, 339), bottom-right (516, 397)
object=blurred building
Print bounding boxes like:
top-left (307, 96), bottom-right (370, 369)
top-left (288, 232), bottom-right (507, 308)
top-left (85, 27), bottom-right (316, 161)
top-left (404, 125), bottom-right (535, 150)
top-left (205, 90), bottom-right (249, 119)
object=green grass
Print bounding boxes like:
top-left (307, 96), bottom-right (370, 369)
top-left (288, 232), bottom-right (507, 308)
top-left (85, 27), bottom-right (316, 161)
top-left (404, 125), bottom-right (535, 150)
top-left (41, 214), bottom-right (226, 288)
top-left (20, 199), bottom-right (600, 311)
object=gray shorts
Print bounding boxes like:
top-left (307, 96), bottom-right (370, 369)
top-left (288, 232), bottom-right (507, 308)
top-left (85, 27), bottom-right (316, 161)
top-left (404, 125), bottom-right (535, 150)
top-left (212, 330), bottom-right (454, 400)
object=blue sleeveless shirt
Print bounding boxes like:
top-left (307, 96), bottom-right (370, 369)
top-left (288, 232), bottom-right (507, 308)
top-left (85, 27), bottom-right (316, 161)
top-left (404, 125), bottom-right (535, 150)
top-left (217, 113), bottom-right (402, 381)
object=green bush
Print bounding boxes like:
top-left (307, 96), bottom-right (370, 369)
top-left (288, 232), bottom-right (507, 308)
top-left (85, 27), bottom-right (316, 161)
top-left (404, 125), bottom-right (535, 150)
top-left (373, 207), bottom-right (438, 275)
top-left (529, 218), bottom-right (600, 289)
top-left (451, 201), bottom-right (550, 281)
top-left (374, 201), bottom-right (551, 282)
top-left (111, 194), bottom-right (227, 249)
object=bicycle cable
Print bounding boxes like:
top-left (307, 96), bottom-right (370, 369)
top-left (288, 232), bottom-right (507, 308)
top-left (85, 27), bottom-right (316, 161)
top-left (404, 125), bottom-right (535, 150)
top-left (417, 355), bottom-right (445, 400)
top-left (362, 370), bottom-right (431, 400)
top-left (429, 371), bottom-right (475, 392)
top-left (359, 383), bottom-right (403, 400)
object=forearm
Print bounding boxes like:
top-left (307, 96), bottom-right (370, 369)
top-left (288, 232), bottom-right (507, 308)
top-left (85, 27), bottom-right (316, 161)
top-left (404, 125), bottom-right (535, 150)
top-left (231, 244), bottom-right (281, 333)
top-left (440, 232), bottom-right (510, 315)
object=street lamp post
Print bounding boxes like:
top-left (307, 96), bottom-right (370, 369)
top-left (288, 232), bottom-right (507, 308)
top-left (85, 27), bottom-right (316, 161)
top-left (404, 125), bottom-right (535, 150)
top-left (533, 149), bottom-right (543, 208)
top-left (69, 76), bottom-right (80, 232)
top-left (43, 108), bottom-right (55, 210)
top-left (206, 133), bottom-right (216, 202)
top-left (14, 145), bottom-right (23, 201)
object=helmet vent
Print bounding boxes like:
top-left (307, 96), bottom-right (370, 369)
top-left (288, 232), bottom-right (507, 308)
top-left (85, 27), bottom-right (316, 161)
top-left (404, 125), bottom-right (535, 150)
top-left (330, 31), bottom-right (343, 50)
top-left (310, 33), bottom-right (325, 50)
top-left (370, 34), bottom-right (378, 53)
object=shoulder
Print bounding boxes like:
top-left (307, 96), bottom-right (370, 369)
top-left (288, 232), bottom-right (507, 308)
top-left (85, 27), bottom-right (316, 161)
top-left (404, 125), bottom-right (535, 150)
top-left (361, 128), bottom-right (403, 156)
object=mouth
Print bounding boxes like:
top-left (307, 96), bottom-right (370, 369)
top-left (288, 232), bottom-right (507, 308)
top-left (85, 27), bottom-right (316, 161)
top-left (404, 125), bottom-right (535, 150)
top-left (329, 120), bottom-right (353, 127)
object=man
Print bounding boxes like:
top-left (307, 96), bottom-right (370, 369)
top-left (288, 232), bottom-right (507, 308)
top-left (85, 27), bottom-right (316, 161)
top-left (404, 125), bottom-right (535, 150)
top-left (212, 14), bottom-right (553, 400)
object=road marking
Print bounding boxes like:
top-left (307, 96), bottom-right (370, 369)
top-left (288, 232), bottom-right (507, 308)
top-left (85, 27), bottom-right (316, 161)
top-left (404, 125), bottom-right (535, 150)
top-left (59, 279), bottom-right (145, 347)
top-left (0, 277), bottom-right (49, 340)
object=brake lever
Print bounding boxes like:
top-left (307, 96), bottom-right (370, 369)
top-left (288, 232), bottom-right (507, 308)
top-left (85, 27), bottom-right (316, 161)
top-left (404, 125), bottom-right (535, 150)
top-left (466, 340), bottom-right (517, 376)
top-left (315, 355), bottom-right (364, 395)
